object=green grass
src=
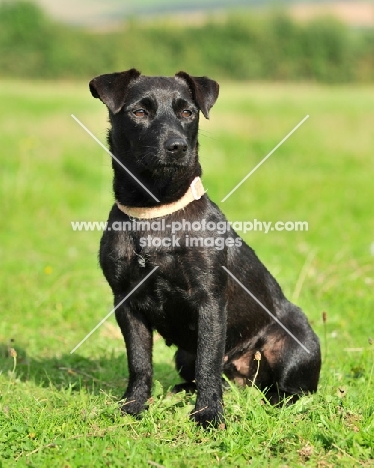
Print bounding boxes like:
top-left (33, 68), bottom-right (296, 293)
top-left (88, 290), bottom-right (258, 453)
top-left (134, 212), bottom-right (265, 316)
top-left (0, 79), bottom-right (373, 467)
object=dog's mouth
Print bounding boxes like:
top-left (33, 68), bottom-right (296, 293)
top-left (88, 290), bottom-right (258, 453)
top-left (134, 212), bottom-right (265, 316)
top-left (133, 148), bottom-right (193, 169)
top-left (157, 160), bottom-right (191, 167)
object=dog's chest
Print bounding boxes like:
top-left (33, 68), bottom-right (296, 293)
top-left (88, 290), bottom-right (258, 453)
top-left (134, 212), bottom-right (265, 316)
top-left (131, 249), bottom-right (201, 349)
top-left (100, 228), bottom-right (203, 345)
top-left (100, 226), bottom-right (202, 301)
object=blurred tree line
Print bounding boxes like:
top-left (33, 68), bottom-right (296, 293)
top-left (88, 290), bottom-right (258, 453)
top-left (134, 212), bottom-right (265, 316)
top-left (1, 1), bottom-right (374, 82)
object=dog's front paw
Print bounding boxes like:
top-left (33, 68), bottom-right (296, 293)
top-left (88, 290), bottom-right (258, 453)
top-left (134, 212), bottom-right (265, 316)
top-left (190, 402), bottom-right (225, 429)
top-left (120, 397), bottom-right (148, 418)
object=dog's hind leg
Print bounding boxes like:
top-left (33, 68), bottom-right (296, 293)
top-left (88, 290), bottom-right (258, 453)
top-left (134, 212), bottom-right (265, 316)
top-left (263, 338), bottom-right (321, 405)
top-left (261, 306), bottom-right (321, 404)
top-left (172, 348), bottom-right (197, 393)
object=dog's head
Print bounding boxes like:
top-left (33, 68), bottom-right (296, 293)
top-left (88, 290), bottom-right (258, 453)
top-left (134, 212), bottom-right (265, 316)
top-left (89, 69), bottom-right (219, 204)
top-left (89, 69), bottom-right (219, 168)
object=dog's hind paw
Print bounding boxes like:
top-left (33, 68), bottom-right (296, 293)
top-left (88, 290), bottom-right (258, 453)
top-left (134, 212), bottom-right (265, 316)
top-left (171, 381), bottom-right (197, 394)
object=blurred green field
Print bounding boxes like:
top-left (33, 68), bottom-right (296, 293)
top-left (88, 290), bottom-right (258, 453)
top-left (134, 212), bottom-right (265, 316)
top-left (0, 80), bottom-right (373, 466)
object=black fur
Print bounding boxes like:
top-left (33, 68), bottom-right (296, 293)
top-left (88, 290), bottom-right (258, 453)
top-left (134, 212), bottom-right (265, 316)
top-left (89, 69), bottom-right (321, 428)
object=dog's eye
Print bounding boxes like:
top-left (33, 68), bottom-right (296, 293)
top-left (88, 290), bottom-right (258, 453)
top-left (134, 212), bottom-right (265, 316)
top-left (181, 109), bottom-right (193, 118)
top-left (133, 109), bottom-right (147, 118)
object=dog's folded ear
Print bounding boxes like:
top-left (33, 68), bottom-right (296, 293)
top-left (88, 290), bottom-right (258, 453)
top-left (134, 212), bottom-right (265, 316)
top-left (175, 72), bottom-right (219, 119)
top-left (89, 69), bottom-right (141, 114)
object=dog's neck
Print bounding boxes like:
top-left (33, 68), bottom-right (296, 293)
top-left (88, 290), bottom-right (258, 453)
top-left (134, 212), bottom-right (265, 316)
top-left (110, 141), bottom-right (203, 207)
top-left (116, 177), bottom-right (205, 219)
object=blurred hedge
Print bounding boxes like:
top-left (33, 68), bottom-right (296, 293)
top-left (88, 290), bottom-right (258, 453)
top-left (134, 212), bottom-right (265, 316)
top-left (1, 1), bottom-right (374, 82)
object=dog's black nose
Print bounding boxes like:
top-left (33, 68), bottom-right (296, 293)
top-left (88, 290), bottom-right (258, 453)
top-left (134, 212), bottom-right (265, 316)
top-left (165, 138), bottom-right (188, 156)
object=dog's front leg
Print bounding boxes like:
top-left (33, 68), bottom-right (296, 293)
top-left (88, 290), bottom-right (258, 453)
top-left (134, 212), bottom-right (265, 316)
top-left (191, 297), bottom-right (227, 428)
top-left (115, 298), bottom-right (153, 417)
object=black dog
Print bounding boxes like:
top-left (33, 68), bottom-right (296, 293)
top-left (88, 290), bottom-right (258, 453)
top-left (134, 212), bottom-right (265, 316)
top-left (89, 69), bottom-right (321, 428)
